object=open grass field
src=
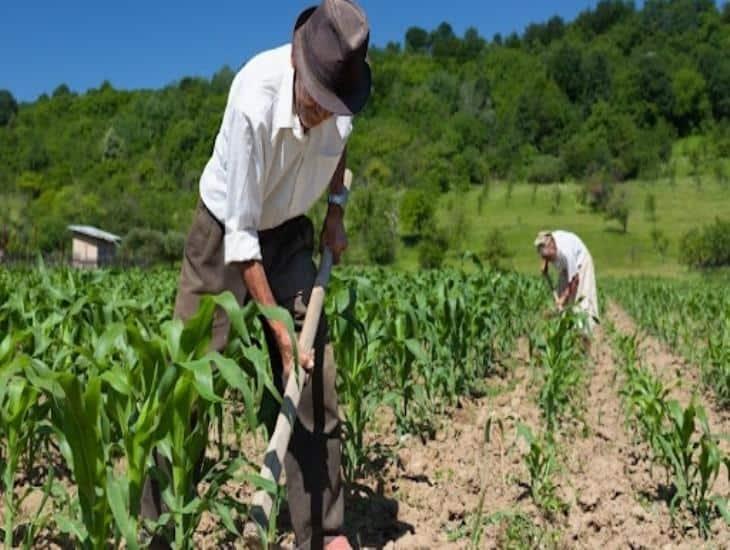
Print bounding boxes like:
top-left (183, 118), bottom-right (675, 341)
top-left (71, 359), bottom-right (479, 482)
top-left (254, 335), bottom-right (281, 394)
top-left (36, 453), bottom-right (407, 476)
top-left (391, 173), bottom-right (730, 278)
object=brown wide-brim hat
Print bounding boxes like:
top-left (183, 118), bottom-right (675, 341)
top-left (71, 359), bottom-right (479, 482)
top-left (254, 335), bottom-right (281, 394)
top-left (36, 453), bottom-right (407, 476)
top-left (293, 0), bottom-right (372, 116)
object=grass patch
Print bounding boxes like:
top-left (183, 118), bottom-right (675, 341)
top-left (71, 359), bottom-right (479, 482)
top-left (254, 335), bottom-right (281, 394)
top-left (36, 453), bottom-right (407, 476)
top-left (389, 174), bottom-right (728, 278)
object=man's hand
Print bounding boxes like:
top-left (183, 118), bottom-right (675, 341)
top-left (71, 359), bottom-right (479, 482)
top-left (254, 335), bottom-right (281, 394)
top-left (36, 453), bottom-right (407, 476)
top-left (241, 261), bottom-right (315, 379)
top-left (272, 320), bottom-right (314, 379)
top-left (568, 274), bottom-right (580, 299)
top-left (555, 275), bottom-right (580, 312)
top-left (321, 205), bottom-right (347, 264)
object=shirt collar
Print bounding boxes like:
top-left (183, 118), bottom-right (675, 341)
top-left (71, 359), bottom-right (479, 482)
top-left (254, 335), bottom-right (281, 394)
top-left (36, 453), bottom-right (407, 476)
top-left (273, 64), bottom-right (307, 141)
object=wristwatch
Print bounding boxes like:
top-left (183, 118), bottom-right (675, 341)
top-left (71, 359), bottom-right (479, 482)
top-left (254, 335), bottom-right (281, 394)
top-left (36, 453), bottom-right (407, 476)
top-left (328, 188), bottom-right (349, 207)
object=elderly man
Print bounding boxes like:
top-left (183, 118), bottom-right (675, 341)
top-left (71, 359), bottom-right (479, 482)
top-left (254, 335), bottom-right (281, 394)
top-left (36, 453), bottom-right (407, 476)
top-left (534, 230), bottom-right (599, 332)
top-left (141, 2), bottom-right (371, 549)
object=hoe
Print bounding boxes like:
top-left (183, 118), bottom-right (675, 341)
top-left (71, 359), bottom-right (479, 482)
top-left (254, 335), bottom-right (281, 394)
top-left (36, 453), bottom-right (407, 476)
top-left (244, 170), bottom-right (351, 546)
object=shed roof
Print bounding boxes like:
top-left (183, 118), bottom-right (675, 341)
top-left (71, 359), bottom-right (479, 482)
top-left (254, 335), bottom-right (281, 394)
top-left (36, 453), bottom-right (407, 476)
top-left (68, 225), bottom-right (122, 243)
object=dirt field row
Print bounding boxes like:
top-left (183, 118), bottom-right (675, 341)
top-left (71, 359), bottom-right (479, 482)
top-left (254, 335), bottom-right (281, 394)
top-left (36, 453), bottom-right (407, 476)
top-left (330, 303), bottom-right (730, 549)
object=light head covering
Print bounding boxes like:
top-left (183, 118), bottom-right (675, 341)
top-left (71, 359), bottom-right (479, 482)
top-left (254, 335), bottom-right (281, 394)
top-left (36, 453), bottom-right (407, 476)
top-left (534, 231), bottom-right (552, 255)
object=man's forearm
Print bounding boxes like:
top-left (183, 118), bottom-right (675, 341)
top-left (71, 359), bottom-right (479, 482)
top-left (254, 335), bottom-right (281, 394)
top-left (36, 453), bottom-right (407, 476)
top-left (558, 275), bottom-right (579, 304)
top-left (329, 147), bottom-right (347, 195)
top-left (240, 260), bottom-right (286, 334)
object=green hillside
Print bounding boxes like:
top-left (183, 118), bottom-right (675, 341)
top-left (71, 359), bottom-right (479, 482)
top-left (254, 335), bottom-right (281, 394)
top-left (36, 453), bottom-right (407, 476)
top-left (0, 0), bottom-right (728, 270)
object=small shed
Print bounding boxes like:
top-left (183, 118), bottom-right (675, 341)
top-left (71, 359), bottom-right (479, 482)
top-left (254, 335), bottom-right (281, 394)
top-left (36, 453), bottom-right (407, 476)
top-left (68, 225), bottom-right (121, 268)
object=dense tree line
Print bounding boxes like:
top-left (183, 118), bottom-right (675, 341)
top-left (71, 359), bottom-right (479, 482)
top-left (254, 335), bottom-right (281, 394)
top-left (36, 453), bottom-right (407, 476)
top-left (0, 0), bottom-right (728, 263)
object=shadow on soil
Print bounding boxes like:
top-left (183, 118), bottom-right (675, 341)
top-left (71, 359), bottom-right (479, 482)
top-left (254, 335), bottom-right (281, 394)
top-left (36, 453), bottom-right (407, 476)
top-left (345, 482), bottom-right (414, 549)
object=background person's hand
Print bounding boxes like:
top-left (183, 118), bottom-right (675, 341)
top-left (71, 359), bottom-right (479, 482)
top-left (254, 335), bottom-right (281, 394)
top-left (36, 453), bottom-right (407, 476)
top-left (541, 258), bottom-right (550, 275)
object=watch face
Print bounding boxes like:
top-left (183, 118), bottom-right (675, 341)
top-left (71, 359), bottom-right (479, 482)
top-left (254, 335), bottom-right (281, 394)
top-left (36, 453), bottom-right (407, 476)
top-left (329, 193), bottom-right (347, 206)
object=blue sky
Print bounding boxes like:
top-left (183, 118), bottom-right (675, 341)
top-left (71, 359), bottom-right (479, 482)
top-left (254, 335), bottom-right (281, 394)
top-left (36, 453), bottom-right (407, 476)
top-left (3, 1), bottom-right (612, 102)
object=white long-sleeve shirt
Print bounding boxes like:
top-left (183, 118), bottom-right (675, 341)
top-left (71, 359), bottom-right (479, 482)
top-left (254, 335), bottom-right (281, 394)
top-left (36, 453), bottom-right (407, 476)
top-left (551, 230), bottom-right (588, 282)
top-left (199, 44), bottom-right (352, 265)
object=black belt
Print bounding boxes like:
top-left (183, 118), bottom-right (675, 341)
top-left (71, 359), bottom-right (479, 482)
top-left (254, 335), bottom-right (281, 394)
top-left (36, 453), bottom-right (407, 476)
top-left (201, 198), bottom-right (313, 250)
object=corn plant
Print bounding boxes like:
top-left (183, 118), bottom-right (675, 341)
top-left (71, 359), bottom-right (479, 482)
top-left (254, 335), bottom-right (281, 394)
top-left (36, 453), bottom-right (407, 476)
top-left (531, 310), bottom-right (585, 432)
top-left (328, 282), bottom-right (381, 480)
top-left (705, 331), bottom-right (730, 408)
top-left (0, 263), bottom-right (549, 545)
top-left (658, 399), bottom-right (729, 537)
top-left (0, 361), bottom-right (41, 548)
top-left (610, 322), bottom-right (730, 538)
top-left (606, 277), bottom-right (730, 410)
top-left (516, 424), bottom-right (566, 518)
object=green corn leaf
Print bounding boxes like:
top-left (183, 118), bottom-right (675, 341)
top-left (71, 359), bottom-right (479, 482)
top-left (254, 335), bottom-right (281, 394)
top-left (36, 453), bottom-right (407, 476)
top-left (178, 357), bottom-right (223, 404)
top-left (93, 323), bottom-right (126, 363)
top-left (180, 296), bottom-right (216, 357)
top-left (100, 368), bottom-right (132, 396)
top-left (212, 501), bottom-right (240, 536)
top-left (106, 471), bottom-right (139, 550)
top-left (242, 472), bottom-right (279, 496)
top-left (209, 351), bottom-right (258, 428)
top-left (405, 339), bottom-right (428, 362)
top-left (213, 291), bottom-right (248, 341)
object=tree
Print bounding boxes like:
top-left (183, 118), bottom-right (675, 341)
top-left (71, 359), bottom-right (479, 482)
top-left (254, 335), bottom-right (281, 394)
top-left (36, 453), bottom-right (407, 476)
top-left (650, 227), bottom-right (669, 260)
top-left (349, 183), bottom-right (398, 265)
top-left (714, 160), bottom-right (728, 187)
top-left (581, 49), bottom-right (612, 106)
top-left (120, 228), bottom-right (184, 265)
top-left (576, 0), bottom-right (635, 36)
top-left (514, 76), bottom-right (572, 153)
top-left (636, 53), bottom-right (674, 123)
top-left (605, 188), bottom-right (630, 233)
top-left (211, 65), bottom-right (235, 94)
top-left (483, 228), bottom-right (514, 270)
top-left (101, 127), bottom-right (126, 160)
top-left (527, 154), bottom-right (565, 183)
top-left (405, 27), bottom-right (430, 53)
top-left (52, 84), bottom-right (72, 98)
top-left (549, 185), bottom-right (562, 214)
top-left (504, 32), bottom-right (521, 48)
top-left (0, 90), bottom-right (18, 126)
top-left (523, 16), bottom-right (565, 48)
top-left (462, 27), bottom-right (486, 59)
top-left (680, 218), bottom-right (730, 269)
top-left (672, 67), bottom-right (710, 135)
top-left (418, 231), bottom-right (448, 269)
top-left (384, 41), bottom-right (401, 54)
top-left (446, 202), bottom-right (470, 254)
top-left (644, 192), bottom-right (657, 223)
top-left (162, 119), bottom-right (198, 178)
top-left (549, 42), bottom-right (584, 102)
top-left (545, 16), bottom-right (566, 43)
top-left (431, 22), bottom-right (460, 58)
top-left (696, 47), bottom-right (730, 121)
top-left (24, 138), bottom-right (50, 172)
top-left (400, 189), bottom-right (434, 236)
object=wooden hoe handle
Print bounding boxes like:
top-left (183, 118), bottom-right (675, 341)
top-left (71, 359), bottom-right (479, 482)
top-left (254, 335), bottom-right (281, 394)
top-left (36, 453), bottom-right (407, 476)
top-left (245, 248), bottom-right (334, 540)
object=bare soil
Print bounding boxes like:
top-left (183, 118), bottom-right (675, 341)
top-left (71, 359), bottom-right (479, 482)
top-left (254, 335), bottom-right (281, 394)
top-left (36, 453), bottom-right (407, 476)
top-left (335, 311), bottom-right (729, 549)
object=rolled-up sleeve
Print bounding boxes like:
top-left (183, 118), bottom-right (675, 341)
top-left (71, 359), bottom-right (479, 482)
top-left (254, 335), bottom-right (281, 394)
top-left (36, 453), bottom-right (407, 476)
top-left (224, 110), bottom-right (264, 264)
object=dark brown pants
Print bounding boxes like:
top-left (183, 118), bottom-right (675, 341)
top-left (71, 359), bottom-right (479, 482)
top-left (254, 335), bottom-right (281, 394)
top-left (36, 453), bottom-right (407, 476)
top-left (141, 200), bottom-right (344, 549)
